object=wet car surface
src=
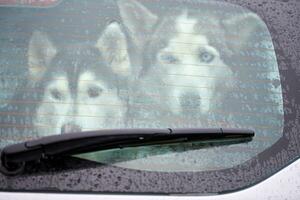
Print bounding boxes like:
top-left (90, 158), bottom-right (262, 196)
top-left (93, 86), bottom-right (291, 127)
top-left (0, 0), bottom-right (299, 197)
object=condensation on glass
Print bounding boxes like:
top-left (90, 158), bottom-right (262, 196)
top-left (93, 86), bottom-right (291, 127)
top-left (0, 0), bottom-right (283, 171)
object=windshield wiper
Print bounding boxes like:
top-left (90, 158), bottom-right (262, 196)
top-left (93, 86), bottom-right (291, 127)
top-left (0, 128), bottom-right (254, 175)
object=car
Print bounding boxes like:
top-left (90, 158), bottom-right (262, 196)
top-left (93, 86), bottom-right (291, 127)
top-left (0, 0), bottom-right (299, 199)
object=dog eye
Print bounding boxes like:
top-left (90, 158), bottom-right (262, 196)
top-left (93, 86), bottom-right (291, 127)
top-left (199, 50), bottom-right (215, 63)
top-left (88, 86), bottom-right (103, 98)
top-left (50, 89), bottom-right (64, 101)
top-left (159, 52), bottom-right (179, 64)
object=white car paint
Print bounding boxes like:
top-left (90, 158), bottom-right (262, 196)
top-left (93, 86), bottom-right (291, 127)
top-left (1, 158), bottom-right (300, 200)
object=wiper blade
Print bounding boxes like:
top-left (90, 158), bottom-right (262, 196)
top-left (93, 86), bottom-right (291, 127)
top-left (0, 128), bottom-right (254, 175)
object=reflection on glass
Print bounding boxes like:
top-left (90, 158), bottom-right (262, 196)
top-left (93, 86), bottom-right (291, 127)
top-left (0, 0), bottom-right (283, 171)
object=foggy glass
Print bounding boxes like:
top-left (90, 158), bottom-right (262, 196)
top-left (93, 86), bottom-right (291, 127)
top-left (0, 0), bottom-right (283, 171)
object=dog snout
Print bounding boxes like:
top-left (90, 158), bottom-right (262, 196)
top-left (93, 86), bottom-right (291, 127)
top-left (61, 123), bottom-right (82, 134)
top-left (180, 92), bottom-right (201, 112)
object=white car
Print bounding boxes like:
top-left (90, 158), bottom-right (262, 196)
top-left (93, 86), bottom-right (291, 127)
top-left (0, 0), bottom-right (299, 199)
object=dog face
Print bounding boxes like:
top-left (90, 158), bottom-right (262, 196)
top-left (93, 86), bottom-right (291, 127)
top-left (118, 0), bottom-right (263, 115)
top-left (151, 12), bottom-right (234, 114)
top-left (28, 22), bottom-right (131, 136)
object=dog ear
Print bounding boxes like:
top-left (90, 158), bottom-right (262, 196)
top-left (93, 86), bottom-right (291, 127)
top-left (118, 0), bottom-right (158, 49)
top-left (222, 13), bottom-right (265, 54)
top-left (28, 31), bottom-right (57, 81)
top-left (96, 22), bottom-right (131, 76)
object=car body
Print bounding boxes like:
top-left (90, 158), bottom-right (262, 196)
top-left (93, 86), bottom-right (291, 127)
top-left (0, 0), bottom-right (299, 199)
top-left (1, 157), bottom-right (300, 199)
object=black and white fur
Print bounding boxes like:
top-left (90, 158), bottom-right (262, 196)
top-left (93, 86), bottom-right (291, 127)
top-left (27, 22), bottom-right (131, 136)
top-left (118, 0), bottom-right (264, 117)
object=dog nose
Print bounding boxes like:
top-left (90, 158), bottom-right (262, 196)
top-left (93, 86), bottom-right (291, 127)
top-left (61, 123), bottom-right (82, 134)
top-left (180, 92), bottom-right (201, 109)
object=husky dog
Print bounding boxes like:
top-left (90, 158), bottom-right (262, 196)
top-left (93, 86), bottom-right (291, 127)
top-left (27, 22), bottom-right (131, 136)
top-left (118, 0), bottom-right (263, 117)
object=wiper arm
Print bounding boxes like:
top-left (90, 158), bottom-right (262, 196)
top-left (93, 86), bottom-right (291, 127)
top-left (0, 128), bottom-right (254, 175)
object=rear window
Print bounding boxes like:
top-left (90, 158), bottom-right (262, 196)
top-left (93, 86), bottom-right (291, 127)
top-left (0, 0), bottom-right (299, 195)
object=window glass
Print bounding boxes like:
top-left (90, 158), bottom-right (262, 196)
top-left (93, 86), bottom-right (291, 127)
top-left (0, 0), bottom-right (283, 172)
